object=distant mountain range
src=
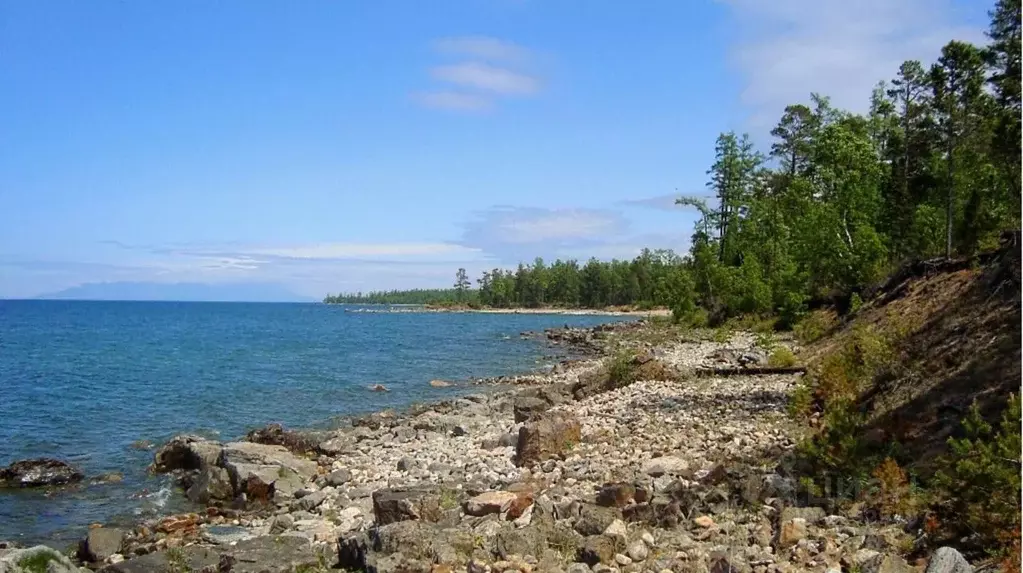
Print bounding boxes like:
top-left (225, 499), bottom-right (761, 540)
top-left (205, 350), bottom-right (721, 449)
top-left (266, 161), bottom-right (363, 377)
top-left (38, 281), bottom-right (316, 302)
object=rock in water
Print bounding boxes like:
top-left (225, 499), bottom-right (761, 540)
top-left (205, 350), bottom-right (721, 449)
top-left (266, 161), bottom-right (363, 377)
top-left (0, 458), bottom-right (84, 488)
top-left (430, 379), bottom-right (453, 388)
top-left (150, 435), bottom-right (223, 473)
top-left (0, 545), bottom-right (83, 572)
top-left (79, 527), bottom-right (124, 562)
top-left (515, 411), bottom-right (581, 466)
top-left (925, 547), bottom-right (973, 573)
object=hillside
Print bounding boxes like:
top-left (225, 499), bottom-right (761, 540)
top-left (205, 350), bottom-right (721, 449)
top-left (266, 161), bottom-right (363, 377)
top-left (801, 233), bottom-right (1020, 474)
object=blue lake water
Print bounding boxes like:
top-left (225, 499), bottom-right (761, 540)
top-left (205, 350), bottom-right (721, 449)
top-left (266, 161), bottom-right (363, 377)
top-left (0, 300), bottom-right (623, 546)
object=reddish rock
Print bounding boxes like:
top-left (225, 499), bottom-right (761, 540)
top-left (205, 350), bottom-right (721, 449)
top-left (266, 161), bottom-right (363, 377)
top-left (156, 513), bottom-right (201, 536)
top-left (504, 492), bottom-right (535, 520)
top-left (514, 412), bottom-right (581, 467)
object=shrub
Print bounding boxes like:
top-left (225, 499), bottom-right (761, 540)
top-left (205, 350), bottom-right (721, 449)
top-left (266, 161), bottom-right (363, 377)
top-left (606, 351), bottom-right (638, 389)
top-left (933, 394), bottom-right (1021, 559)
top-left (870, 457), bottom-right (913, 518)
top-left (848, 292), bottom-right (864, 314)
top-left (768, 346), bottom-right (797, 368)
top-left (796, 399), bottom-right (870, 479)
top-left (793, 310), bottom-right (837, 344)
top-left (788, 381), bottom-right (814, 419)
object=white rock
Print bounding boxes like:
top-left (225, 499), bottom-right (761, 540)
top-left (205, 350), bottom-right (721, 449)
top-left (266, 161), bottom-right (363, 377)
top-left (626, 540), bottom-right (649, 562)
top-left (603, 519), bottom-right (628, 540)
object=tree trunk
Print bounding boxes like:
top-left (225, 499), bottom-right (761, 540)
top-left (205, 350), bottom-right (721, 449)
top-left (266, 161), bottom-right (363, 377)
top-left (946, 141), bottom-right (955, 259)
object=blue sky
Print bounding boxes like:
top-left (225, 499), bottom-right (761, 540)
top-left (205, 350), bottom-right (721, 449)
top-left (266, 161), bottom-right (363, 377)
top-left (0, 0), bottom-right (989, 298)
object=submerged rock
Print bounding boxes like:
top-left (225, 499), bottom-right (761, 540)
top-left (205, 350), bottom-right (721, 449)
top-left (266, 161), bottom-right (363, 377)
top-left (0, 458), bottom-right (84, 488)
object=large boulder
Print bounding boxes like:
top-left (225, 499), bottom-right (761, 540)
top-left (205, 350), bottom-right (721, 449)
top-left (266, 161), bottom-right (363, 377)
top-left (220, 442), bottom-right (318, 479)
top-left (372, 486), bottom-right (450, 525)
top-left (150, 435), bottom-right (222, 473)
top-left (185, 466), bottom-right (233, 503)
top-left (220, 441), bottom-right (318, 504)
top-left (0, 459), bottom-right (83, 488)
top-left (925, 547), bottom-right (972, 573)
top-left (78, 527), bottom-right (124, 562)
top-left (514, 412), bottom-right (581, 467)
top-left (0, 545), bottom-right (85, 573)
top-left (513, 397), bottom-right (549, 423)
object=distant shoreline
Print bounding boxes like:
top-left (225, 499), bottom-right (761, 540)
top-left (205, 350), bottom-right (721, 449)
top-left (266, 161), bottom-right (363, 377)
top-left (341, 305), bottom-right (672, 317)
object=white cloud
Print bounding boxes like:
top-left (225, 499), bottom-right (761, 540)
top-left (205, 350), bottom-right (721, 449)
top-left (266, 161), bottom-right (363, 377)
top-left (411, 91), bottom-right (494, 112)
top-left (434, 36), bottom-right (530, 63)
top-left (464, 207), bottom-right (625, 246)
top-left (723, 0), bottom-right (987, 127)
top-left (430, 62), bottom-right (540, 96)
top-left (414, 36), bottom-right (542, 112)
top-left (498, 211), bottom-right (620, 243)
top-left (238, 242), bottom-right (482, 260)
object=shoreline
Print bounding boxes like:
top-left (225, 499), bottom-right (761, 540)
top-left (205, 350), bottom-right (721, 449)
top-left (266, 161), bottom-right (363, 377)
top-left (342, 306), bottom-right (672, 317)
top-left (7, 319), bottom-right (945, 573)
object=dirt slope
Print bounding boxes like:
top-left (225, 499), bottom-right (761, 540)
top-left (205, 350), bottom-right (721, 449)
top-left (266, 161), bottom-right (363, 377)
top-left (803, 234), bottom-right (1021, 475)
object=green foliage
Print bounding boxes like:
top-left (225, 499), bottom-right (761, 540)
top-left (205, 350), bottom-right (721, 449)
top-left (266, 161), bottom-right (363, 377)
top-left (325, 1), bottom-right (1019, 325)
top-left (934, 394), bottom-right (1022, 556)
top-left (606, 351), bottom-right (639, 389)
top-left (848, 292), bottom-right (864, 314)
top-left (16, 552), bottom-right (59, 573)
top-left (794, 325), bottom-right (902, 489)
top-left (768, 346), bottom-right (797, 368)
top-left (794, 310), bottom-right (838, 344)
top-left (788, 381), bottom-right (814, 419)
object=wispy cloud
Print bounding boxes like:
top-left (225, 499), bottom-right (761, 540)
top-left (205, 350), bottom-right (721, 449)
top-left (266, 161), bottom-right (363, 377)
top-left (237, 242), bottom-right (481, 260)
top-left (414, 36), bottom-right (542, 113)
top-left (463, 207), bottom-right (626, 248)
top-left (434, 36), bottom-right (530, 63)
top-left (431, 62), bottom-right (540, 95)
top-left (411, 91), bottom-right (494, 112)
top-left (723, 0), bottom-right (986, 128)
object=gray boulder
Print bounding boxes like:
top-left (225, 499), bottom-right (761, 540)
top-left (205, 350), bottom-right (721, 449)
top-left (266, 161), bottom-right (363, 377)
top-left (185, 466), bottom-right (233, 503)
top-left (150, 435), bottom-right (222, 473)
top-left (372, 486), bottom-right (449, 525)
top-left (78, 527), bottom-right (124, 562)
top-left (925, 547), bottom-right (972, 573)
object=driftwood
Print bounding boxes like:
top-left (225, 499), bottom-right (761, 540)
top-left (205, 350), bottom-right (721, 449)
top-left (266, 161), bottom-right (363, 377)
top-left (692, 366), bottom-right (807, 377)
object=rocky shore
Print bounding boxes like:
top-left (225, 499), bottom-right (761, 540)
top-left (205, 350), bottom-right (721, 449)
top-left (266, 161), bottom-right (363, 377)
top-left (0, 322), bottom-right (975, 573)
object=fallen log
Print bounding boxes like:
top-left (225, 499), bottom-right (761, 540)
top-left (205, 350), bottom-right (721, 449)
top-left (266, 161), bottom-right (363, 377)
top-left (692, 366), bottom-right (807, 377)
